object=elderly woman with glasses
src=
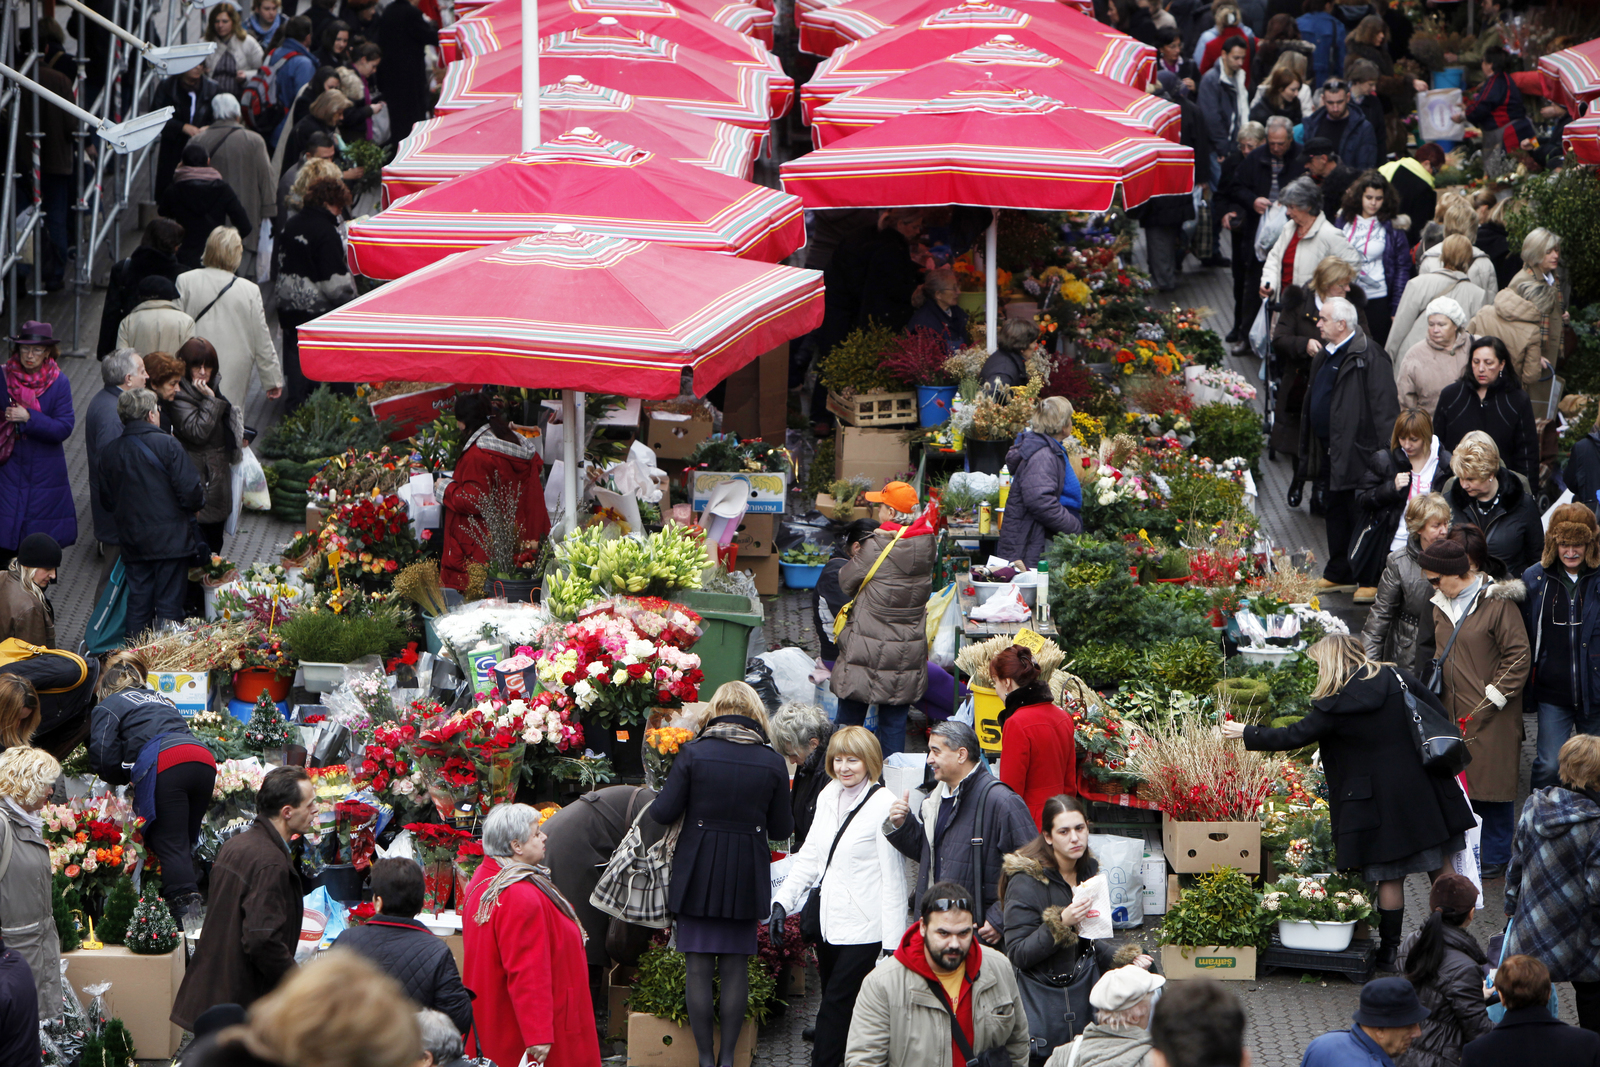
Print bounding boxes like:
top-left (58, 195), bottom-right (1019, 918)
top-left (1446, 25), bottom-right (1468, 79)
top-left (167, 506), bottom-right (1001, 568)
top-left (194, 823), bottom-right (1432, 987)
top-left (905, 268), bottom-right (969, 352)
top-left (0, 321), bottom-right (76, 568)
top-left (1261, 178), bottom-right (1362, 304)
top-left (770, 703), bottom-right (836, 850)
top-left (462, 804), bottom-right (599, 1067)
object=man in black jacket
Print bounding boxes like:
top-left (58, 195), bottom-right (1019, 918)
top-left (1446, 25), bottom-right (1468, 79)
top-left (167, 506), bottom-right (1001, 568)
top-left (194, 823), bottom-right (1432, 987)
top-left (97, 388), bottom-right (204, 638)
top-left (1218, 115), bottom-right (1304, 342)
top-left (885, 720), bottom-right (1035, 944)
top-left (1462, 955), bottom-right (1600, 1066)
top-left (157, 142), bottom-right (255, 269)
top-left (96, 219), bottom-right (185, 357)
top-left (152, 65), bottom-right (221, 195)
top-left (333, 858), bottom-right (473, 1034)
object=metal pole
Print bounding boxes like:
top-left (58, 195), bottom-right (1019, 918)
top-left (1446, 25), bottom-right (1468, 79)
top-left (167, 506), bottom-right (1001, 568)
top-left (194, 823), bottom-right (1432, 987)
top-left (520, 0), bottom-right (538, 150)
top-left (562, 390), bottom-right (579, 537)
top-left (1, 0), bottom-right (21, 333)
top-left (984, 215), bottom-right (997, 353)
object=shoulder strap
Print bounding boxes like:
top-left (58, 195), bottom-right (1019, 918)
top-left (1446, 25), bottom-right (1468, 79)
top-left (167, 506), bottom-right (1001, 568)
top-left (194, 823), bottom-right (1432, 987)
top-left (193, 274), bottom-right (239, 323)
top-left (858, 526), bottom-right (908, 589)
top-left (1066, 1035), bottom-right (1085, 1067)
top-left (1434, 596), bottom-right (1470, 667)
top-left (969, 777), bottom-right (991, 924)
top-left (923, 977), bottom-right (978, 1065)
top-left (821, 783), bottom-right (883, 879)
top-left (0, 815), bottom-right (12, 887)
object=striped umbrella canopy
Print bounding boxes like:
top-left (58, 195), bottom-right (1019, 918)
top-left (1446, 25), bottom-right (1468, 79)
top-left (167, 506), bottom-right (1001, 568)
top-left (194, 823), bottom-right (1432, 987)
top-left (1538, 40), bottom-right (1600, 117)
top-left (799, 2), bottom-right (1155, 120)
top-left (449, 0), bottom-right (777, 43)
top-left (297, 228), bottom-right (824, 397)
top-left (348, 129), bottom-right (805, 279)
top-left (382, 86), bottom-right (761, 203)
top-left (800, 0), bottom-right (1120, 57)
top-left (780, 78), bottom-right (1192, 210)
top-left (1564, 110), bottom-right (1600, 165)
top-left (811, 37), bottom-right (1180, 146)
top-left (436, 21), bottom-right (788, 126)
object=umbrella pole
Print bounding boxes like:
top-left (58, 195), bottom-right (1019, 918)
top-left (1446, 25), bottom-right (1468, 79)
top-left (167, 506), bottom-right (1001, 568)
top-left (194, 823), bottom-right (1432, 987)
top-left (563, 390), bottom-right (580, 537)
top-left (985, 216), bottom-right (998, 352)
top-left (521, 0), bottom-right (539, 149)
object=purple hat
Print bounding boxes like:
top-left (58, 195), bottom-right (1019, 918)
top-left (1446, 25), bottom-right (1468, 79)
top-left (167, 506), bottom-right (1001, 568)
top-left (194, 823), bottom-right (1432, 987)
top-left (9, 321), bottom-right (56, 346)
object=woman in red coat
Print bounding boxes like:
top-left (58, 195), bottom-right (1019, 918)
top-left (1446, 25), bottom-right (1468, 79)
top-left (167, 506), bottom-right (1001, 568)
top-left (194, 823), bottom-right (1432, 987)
top-left (441, 393), bottom-right (551, 591)
top-left (993, 645), bottom-right (1079, 829)
top-left (463, 803), bottom-right (600, 1067)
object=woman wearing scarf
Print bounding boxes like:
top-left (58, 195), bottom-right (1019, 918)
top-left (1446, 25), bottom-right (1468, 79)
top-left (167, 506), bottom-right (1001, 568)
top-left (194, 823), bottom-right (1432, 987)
top-left (0, 322), bottom-right (76, 568)
top-left (462, 803), bottom-right (600, 1067)
top-left (440, 393), bottom-right (551, 592)
top-left (0, 743), bottom-right (63, 1021)
top-left (648, 683), bottom-right (793, 1067)
top-left (86, 651), bottom-right (215, 925)
top-left (995, 397), bottom-right (1082, 568)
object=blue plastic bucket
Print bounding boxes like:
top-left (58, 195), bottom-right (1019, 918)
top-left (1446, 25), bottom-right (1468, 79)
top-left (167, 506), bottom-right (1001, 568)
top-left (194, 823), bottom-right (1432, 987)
top-left (918, 385), bottom-right (958, 426)
top-left (780, 562), bottom-right (825, 589)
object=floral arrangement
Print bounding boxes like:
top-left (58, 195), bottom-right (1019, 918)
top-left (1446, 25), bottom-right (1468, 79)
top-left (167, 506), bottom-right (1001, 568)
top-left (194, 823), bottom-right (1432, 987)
top-left (1261, 876), bottom-right (1373, 925)
top-left (308, 764), bottom-right (352, 798)
top-left (1189, 366), bottom-right (1257, 402)
top-left (193, 554), bottom-right (239, 585)
top-left (346, 901), bottom-right (377, 925)
top-left (233, 634), bottom-right (295, 677)
top-left (40, 797), bottom-right (144, 893)
top-left (881, 328), bottom-right (958, 387)
top-left (282, 530), bottom-right (317, 566)
top-left (1127, 718), bottom-right (1279, 822)
top-left (545, 525), bottom-right (707, 619)
top-left (307, 447), bottom-right (412, 506)
top-left (533, 607), bottom-right (704, 729)
top-left (330, 797), bottom-right (380, 869)
top-left (644, 708), bottom-right (698, 789)
top-left (455, 839), bottom-right (486, 884)
top-left (406, 821), bottom-right (475, 913)
top-left (1070, 699), bottom-right (1141, 793)
top-left (954, 374), bottom-right (1044, 442)
top-left (212, 758), bottom-right (266, 808)
top-left (1114, 339), bottom-right (1187, 378)
top-left (318, 493), bottom-right (422, 578)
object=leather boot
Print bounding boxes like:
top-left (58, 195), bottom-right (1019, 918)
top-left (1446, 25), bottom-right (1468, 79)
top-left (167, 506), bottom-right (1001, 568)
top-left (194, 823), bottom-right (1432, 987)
top-left (1375, 907), bottom-right (1405, 972)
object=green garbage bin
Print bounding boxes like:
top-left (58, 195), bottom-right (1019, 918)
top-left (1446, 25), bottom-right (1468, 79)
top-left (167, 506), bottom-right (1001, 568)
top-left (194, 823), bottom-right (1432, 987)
top-left (671, 589), bottom-right (764, 696)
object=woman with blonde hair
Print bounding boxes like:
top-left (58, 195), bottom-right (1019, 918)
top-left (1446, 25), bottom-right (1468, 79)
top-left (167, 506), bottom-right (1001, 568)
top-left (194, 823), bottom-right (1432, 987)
top-left (0, 674), bottom-right (40, 752)
top-left (1363, 492), bottom-right (1452, 672)
top-left (1418, 196), bottom-right (1501, 299)
top-left (1508, 227), bottom-right (1568, 367)
top-left (285, 156), bottom-right (344, 215)
top-left (0, 745), bottom-right (62, 1019)
top-left (648, 681), bottom-right (793, 1067)
top-left (203, 2), bottom-right (264, 85)
top-left (183, 948), bottom-right (423, 1067)
top-left (996, 395), bottom-right (1081, 567)
top-left (1388, 235), bottom-right (1489, 365)
top-left (1225, 635), bottom-right (1477, 971)
top-left (88, 649), bottom-right (216, 922)
top-left (1440, 429), bottom-right (1542, 579)
top-left (177, 226), bottom-right (284, 402)
top-left (770, 726), bottom-right (903, 1067)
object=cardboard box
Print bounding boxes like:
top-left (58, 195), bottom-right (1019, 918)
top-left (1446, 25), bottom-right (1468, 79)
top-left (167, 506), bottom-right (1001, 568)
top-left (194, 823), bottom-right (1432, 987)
top-left (813, 493), bottom-right (871, 522)
top-left (646, 412), bottom-right (714, 460)
top-left (731, 513), bottom-right (776, 557)
top-left (64, 945), bottom-right (186, 1058)
top-left (442, 933), bottom-right (464, 975)
top-left (1160, 945), bottom-right (1257, 981)
top-left (1162, 817), bottom-right (1261, 874)
top-left (835, 426), bottom-right (911, 487)
top-left (147, 670), bottom-right (212, 718)
top-left (628, 1012), bottom-right (755, 1067)
top-left (608, 980), bottom-right (632, 1040)
top-left (784, 962), bottom-right (807, 997)
top-left (691, 471), bottom-right (788, 514)
top-left (369, 383), bottom-right (478, 439)
top-left (1141, 854), bottom-right (1168, 915)
top-left (732, 553), bottom-right (781, 597)
top-left (721, 343), bottom-right (787, 445)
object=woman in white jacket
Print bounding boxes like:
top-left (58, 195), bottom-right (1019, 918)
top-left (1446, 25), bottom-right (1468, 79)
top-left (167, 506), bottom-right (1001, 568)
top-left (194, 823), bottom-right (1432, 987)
top-left (1260, 177), bottom-right (1360, 301)
top-left (770, 725), bottom-right (906, 1067)
top-left (177, 226), bottom-right (284, 402)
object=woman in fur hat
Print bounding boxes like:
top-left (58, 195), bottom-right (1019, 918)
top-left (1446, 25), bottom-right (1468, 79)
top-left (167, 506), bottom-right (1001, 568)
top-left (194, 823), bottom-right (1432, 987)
top-left (1521, 504), bottom-right (1600, 793)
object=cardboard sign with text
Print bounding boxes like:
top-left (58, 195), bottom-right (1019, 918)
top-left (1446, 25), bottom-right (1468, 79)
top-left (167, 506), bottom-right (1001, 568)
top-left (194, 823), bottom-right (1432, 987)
top-left (369, 384), bottom-right (478, 440)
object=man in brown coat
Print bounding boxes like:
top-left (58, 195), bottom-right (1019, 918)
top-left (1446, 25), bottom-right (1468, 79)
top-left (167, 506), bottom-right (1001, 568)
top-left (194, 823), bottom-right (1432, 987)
top-left (172, 766), bottom-right (314, 1029)
top-left (191, 93), bottom-right (278, 275)
top-left (0, 535), bottom-right (60, 648)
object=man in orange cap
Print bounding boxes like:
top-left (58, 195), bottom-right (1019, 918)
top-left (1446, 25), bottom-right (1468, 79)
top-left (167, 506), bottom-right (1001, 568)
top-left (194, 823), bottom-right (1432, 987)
top-left (831, 481), bottom-right (937, 757)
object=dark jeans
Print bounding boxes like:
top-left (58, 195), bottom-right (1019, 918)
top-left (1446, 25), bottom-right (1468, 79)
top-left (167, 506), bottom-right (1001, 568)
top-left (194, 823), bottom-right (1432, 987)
top-left (1573, 980), bottom-right (1600, 1033)
top-left (279, 309), bottom-right (314, 410)
top-left (126, 557), bottom-right (190, 638)
top-left (147, 759), bottom-right (216, 899)
top-left (1322, 485), bottom-right (1358, 584)
top-left (40, 173), bottom-right (74, 288)
top-left (1472, 799), bottom-right (1514, 866)
top-left (1366, 301), bottom-right (1393, 349)
top-left (186, 520), bottom-right (228, 617)
top-left (834, 698), bottom-right (909, 758)
top-left (1231, 231), bottom-right (1262, 333)
top-left (812, 942), bottom-right (880, 1067)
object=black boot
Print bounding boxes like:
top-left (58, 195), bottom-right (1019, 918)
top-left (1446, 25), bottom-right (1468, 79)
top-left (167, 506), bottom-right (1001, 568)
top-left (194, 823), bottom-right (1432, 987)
top-left (1375, 908), bottom-right (1404, 972)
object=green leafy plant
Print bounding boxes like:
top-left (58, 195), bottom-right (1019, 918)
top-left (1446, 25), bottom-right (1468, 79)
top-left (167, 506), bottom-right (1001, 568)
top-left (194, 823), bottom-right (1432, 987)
top-left (1224, 656), bottom-right (1319, 721)
top-left (244, 690), bottom-right (294, 751)
top-left (1043, 536), bottom-right (1211, 646)
top-left (343, 138), bottom-right (392, 196)
top-left (1189, 402), bottom-right (1263, 471)
top-left (781, 543), bottom-right (829, 566)
top-left (828, 478), bottom-right (869, 511)
top-left (276, 608), bottom-right (408, 664)
top-left (1213, 677), bottom-right (1273, 724)
top-left (1262, 874), bottom-right (1374, 925)
top-left (1064, 642), bottom-right (1143, 689)
top-left (1507, 167), bottom-right (1600, 304)
top-left (52, 872), bottom-right (81, 952)
top-left (631, 939), bottom-right (778, 1026)
top-left (819, 323), bottom-right (904, 393)
top-left (806, 438), bottom-right (836, 495)
top-left (1156, 866), bottom-right (1273, 952)
top-left (1141, 638), bottom-right (1223, 695)
top-left (259, 387), bottom-right (395, 464)
top-left (79, 1017), bottom-right (137, 1067)
top-left (97, 877), bottom-right (138, 944)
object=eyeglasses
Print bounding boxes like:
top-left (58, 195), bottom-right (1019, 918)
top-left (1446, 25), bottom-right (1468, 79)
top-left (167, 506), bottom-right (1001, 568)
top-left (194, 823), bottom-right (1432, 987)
top-left (927, 898), bottom-right (972, 914)
top-left (1425, 576), bottom-right (1443, 587)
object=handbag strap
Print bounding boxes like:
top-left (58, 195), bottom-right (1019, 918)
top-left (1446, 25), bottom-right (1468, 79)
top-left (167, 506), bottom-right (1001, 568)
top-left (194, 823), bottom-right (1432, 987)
top-left (0, 815), bottom-right (13, 887)
top-left (1432, 605), bottom-right (1467, 668)
top-left (969, 778), bottom-right (992, 926)
top-left (1065, 1036), bottom-right (1085, 1067)
top-left (193, 274), bottom-right (239, 323)
top-left (820, 783), bottom-right (883, 882)
top-left (924, 977), bottom-right (979, 1065)
top-left (841, 526), bottom-right (907, 609)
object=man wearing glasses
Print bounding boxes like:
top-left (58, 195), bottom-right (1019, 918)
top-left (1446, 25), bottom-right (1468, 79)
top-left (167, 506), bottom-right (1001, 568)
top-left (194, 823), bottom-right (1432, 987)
top-left (844, 882), bottom-right (1030, 1067)
top-left (1303, 78), bottom-right (1379, 173)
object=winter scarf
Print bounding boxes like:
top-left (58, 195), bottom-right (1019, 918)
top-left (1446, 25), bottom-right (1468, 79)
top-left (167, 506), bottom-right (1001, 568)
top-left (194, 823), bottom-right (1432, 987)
top-left (172, 165), bottom-right (225, 184)
top-left (473, 857), bottom-right (585, 939)
top-left (1055, 438), bottom-right (1083, 512)
top-left (700, 717), bottom-right (769, 746)
top-left (0, 355), bottom-right (60, 465)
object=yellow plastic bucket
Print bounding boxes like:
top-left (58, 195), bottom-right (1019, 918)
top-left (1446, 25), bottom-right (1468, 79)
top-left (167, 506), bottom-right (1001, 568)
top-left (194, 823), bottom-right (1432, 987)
top-left (971, 684), bottom-right (1004, 753)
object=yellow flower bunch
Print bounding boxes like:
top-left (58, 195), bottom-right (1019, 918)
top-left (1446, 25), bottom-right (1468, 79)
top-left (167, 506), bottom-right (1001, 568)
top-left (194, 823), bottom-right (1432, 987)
top-left (645, 725), bottom-right (696, 756)
top-left (1070, 411), bottom-right (1105, 450)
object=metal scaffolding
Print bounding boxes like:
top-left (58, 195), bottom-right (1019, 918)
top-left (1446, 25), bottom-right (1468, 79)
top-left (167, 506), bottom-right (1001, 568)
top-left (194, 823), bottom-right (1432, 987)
top-left (1, 0), bottom-right (197, 347)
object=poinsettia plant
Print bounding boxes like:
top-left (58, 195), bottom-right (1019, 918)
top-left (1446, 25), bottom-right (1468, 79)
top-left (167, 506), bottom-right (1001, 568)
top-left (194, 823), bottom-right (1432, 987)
top-left (332, 798), bottom-right (380, 870)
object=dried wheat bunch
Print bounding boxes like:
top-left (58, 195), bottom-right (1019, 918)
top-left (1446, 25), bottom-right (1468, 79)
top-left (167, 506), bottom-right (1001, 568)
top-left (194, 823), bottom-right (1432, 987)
top-left (956, 633), bottom-right (1066, 688)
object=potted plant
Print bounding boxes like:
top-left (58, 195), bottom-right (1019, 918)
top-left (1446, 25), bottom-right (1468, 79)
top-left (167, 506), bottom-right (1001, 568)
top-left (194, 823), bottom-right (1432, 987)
top-left (232, 634), bottom-right (296, 704)
top-left (316, 796), bottom-right (379, 903)
top-left (1262, 875), bottom-right (1374, 952)
top-left (275, 598), bottom-right (409, 692)
top-left (466, 472), bottom-right (540, 603)
top-left (881, 327), bottom-right (960, 427)
top-left (817, 477), bottom-right (870, 521)
top-left (405, 822), bottom-right (474, 915)
top-left (779, 543), bottom-right (829, 589)
top-left (1156, 865), bottom-right (1271, 980)
top-left (627, 938), bottom-right (778, 1067)
top-left (1127, 719), bottom-right (1276, 875)
top-left (280, 530), bottom-right (318, 572)
top-left (818, 324), bottom-right (917, 428)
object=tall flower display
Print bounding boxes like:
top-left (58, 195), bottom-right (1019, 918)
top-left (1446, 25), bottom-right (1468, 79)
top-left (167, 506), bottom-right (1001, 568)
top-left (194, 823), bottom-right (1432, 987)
top-left (533, 599), bottom-right (705, 732)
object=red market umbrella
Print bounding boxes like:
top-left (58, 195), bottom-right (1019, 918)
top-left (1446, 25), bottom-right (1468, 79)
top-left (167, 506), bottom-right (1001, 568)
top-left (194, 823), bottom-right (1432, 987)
top-left (1565, 111), bottom-right (1600, 165)
top-left (800, 0), bottom-right (1117, 58)
top-left (297, 227), bottom-right (823, 398)
top-left (348, 129), bottom-right (805, 279)
top-left (447, 0), bottom-right (776, 44)
top-left (436, 20), bottom-right (789, 126)
top-left (781, 78), bottom-right (1191, 210)
top-left (810, 36), bottom-right (1180, 146)
top-left (382, 87), bottom-right (761, 202)
top-left (1539, 40), bottom-right (1600, 117)
top-left (799, 2), bottom-right (1155, 120)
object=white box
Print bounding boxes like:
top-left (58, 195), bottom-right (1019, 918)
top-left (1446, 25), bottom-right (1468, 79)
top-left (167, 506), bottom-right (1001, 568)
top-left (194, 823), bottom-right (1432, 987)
top-left (1141, 853), bottom-right (1168, 915)
top-left (148, 670), bottom-right (211, 717)
top-left (690, 471), bottom-right (788, 514)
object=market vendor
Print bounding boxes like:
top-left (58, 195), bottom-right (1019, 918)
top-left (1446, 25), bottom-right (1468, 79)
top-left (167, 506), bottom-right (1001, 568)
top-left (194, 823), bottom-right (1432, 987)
top-left (995, 396), bottom-right (1082, 568)
top-left (978, 317), bottom-right (1040, 393)
top-left (0, 534), bottom-right (60, 647)
top-left (440, 393), bottom-right (551, 592)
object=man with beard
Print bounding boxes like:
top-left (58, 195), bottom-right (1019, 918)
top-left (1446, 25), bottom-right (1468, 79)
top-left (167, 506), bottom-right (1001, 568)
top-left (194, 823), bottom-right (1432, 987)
top-left (844, 883), bottom-right (1030, 1067)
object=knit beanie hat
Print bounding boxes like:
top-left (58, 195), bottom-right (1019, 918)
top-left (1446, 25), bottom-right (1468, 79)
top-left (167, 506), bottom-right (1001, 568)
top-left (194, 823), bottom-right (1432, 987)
top-left (1428, 872), bottom-right (1478, 913)
top-left (1424, 295), bottom-right (1467, 330)
top-left (1417, 539), bottom-right (1470, 576)
top-left (16, 533), bottom-right (61, 570)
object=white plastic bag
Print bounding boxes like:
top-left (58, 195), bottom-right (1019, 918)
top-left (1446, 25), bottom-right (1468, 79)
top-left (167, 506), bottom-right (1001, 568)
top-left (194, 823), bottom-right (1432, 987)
top-left (756, 648), bottom-right (818, 707)
top-left (1446, 776), bottom-right (1485, 909)
top-left (969, 584), bottom-right (1031, 622)
top-left (1255, 202), bottom-right (1288, 261)
top-left (926, 582), bottom-right (960, 668)
top-left (1249, 298), bottom-right (1273, 363)
top-left (240, 445), bottom-right (271, 510)
top-left (1087, 833), bottom-right (1145, 929)
top-left (226, 461), bottom-right (245, 536)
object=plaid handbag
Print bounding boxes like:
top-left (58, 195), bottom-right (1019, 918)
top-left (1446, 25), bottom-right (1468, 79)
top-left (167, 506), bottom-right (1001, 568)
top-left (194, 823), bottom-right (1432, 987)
top-left (589, 809), bottom-right (682, 928)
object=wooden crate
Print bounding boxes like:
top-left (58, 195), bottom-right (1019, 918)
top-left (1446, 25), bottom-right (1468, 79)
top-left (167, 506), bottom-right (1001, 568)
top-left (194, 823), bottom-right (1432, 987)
top-left (826, 389), bottom-right (918, 428)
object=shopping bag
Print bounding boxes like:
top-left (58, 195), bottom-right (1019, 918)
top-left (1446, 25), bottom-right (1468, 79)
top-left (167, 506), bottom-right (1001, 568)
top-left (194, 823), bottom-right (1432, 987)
top-left (926, 582), bottom-right (960, 667)
top-left (1446, 774), bottom-right (1484, 909)
top-left (1255, 203), bottom-right (1288, 261)
top-left (226, 463), bottom-right (245, 537)
top-left (239, 445), bottom-right (272, 511)
top-left (84, 560), bottom-right (129, 655)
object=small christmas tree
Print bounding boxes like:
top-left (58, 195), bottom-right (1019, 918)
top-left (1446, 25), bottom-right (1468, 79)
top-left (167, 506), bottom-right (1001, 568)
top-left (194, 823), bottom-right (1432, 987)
top-left (97, 877), bottom-right (137, 944)
top-left (124, 894), bottom-right (180, 955)
top-left (244, 689), bottom-right (293, 751)
top-left (52, 872), bottom-right (81, 952)
top-left (79, 1017), bottom-right (136, 1067)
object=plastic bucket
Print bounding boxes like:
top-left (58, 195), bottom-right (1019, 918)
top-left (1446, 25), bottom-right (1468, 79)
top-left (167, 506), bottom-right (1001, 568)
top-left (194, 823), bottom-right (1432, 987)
top-left (780, 562), bottom-right (825, 589)
top-left (918, 385), bottom-right (958, 427)
top-left (670, 589), bottom-right (764, 695)
top-left (1277, 919), bottom-right (1356, 952)
top-left (233, 668), bottom-right (292, 704)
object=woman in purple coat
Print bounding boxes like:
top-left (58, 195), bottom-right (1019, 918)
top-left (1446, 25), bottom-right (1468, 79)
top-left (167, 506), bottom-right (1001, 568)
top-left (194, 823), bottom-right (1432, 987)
top-left (0, 322), bottom-right (77, 565)
top-left (995, 396), bottom-right (1082, 567)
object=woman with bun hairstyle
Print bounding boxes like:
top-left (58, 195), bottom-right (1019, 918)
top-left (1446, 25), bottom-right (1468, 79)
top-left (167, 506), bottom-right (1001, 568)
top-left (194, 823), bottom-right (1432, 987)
top-left (993, 645), bottom-right (1078, 828)
top-left (1397, 872), bottom-right (1494, 1066)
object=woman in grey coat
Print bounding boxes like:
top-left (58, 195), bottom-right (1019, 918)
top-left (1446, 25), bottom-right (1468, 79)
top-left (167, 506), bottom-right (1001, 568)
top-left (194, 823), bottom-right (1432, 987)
top-left (1362, 492), bottom-right (1452, 672)
top-left (0, 744), bottom-right (63, 1021)
top-left (829, 481), bottom-right (936, 759)
top-left (164, 338), bottom-right (243, 553)
top-left (996, 397), bottom-right (1082, 568)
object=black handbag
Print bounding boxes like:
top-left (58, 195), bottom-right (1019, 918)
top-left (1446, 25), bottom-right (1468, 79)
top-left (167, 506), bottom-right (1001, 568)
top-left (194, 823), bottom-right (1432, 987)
top-left (926, 977), bottom-right (1013, 1067)
top-left (1417, 607), bottom-right (1465, 697)
top-left (1393, 667), bottom-right (1471, 776)
top-left (1015, 940), bottom-right (1100, 1060)
top-left (800, 783), bottom-right (883, 943)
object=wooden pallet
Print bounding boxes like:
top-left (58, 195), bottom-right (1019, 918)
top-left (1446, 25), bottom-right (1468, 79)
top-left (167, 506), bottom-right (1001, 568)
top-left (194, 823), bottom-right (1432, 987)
top-left (826, 389), bottom-right (918, 427)
top-left (1259, 935), bottom-right (1377, 984)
